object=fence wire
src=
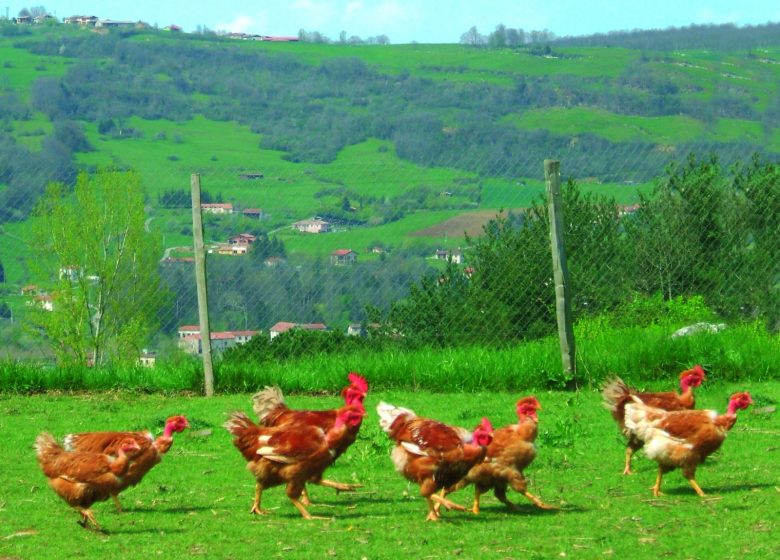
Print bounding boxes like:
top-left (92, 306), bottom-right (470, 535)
top-left (1, 139), bottom-right (778, 366)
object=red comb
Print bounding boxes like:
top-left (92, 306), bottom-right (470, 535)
top-left (480, 417), bottom-right (493, 432)
top-left (348, 372), bottom-right (369, 393)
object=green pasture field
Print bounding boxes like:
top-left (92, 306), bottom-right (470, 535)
top-left (0, 383), bottom-right (777, 559)
top-left (0, 44), bottom-right (71, 96)
top-left (252, 42), bottom-right (641, 85)
top-left (277, 210), bottom-right (463, 255)
top-left (506, 108), bottom-right (776, 150)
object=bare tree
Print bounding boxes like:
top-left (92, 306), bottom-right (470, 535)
top-left (460, 25), bottom-right (485, 46)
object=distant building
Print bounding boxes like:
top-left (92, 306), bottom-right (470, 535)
top-left (293, 219), bottom-right (331, 234)
top-left (239, 172), bottom-right (264, 180)
top-left (242, 208), bottom-right (264, 219)
top-left (59, 265), bottom-right (83, 281)
top-left (434, 248), bottom-right (464, 264)
top-left (260, 36), bottom-right (299, 42)
top-left (269, 321), bottom-right (327, 340)
top-left (201, 203), bottom-right (233, 214)
top-left (95, 19), bottom-right (136, 29)
top-left (29, 294), bottom-right (54, 312)
top-left (139, 351), bottom-right (156, 368)
top-left (229, 233), bottom-right (257, 246)
top-left (330, 249), bottom-right (357, 266)
top-left (211, 244), bottom-right (247, 256)
top-left (64, 15), bottom-right (99, 26)
top-left (178, 328), bottom-right (260, 355)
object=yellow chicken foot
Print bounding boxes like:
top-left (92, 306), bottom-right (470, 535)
top-left (430, 493), bottom-right (466, 512)
top-left (524, 491), bottom-right (557, 510)
top-left (623, 448), bottom-right (634, 475)
top-left (317, 479), bottom-right (363, 492)
top-left (78, 508), bottom-right (103, 532)
top-left (425, 497), bottom-right (441, 521)
top-left (651, 466), bottom-right (665, 497)
top-left (687, 477), bottom-right (707, 497)
top-left (290, 497), bottom-right (328, 520)
top-left (250, 483), bottom-right (271, 515)
top-left (471, 488), bottom-right (482, 515)
top-left (111, 495), bottom-right (124, 512)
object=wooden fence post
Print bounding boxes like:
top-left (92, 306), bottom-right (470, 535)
top-left (544, 160), bottom-right (578, 389)
top-left (190, 173), bottom-right (214, 397)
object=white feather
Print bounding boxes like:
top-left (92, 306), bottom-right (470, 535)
top-left (400, 440), bottom-right (426, 456)
top-left (376, 401), bottom-right (416, 433)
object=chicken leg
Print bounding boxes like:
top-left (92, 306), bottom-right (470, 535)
top-left (111, 495), bottom-right (124, 512)
top-left (317, 479), bottom-right (363, 492)
top-left (683, 466), bottom-right (707, 497)
top-left (77, 508), bottom-right (104, 532)
top-left (289, 497), bottom-right (329, 520)
top-left (250, 483), bottom-right (271, 515)
top-left (651, 466), bottom-right (665, 497)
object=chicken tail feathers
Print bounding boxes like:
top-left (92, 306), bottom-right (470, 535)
top-left (601, 376), bottom-right (632, 411)
top-left (34, 432), bottom-right (65, 476)
top-left (251, 385), bottom-right (285, 421)
top-left (224, 411), bottom-right (258, 436)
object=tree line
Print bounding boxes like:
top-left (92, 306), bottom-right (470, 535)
top-left (0, 26), bottom-right (774, 225)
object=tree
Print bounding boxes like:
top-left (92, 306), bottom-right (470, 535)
top-left (460, 26), bottom-right (485, 46)
top-left (29, 170), bottom-right (165, 366)
top-left (0, 259), bottom-right (4, 283)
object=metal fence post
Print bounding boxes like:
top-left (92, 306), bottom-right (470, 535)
top-left (190, 173), bottom-right (214, 396)
top-left (544, 160), bottom-right (578, 389)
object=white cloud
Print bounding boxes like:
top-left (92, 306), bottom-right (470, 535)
top-left (695, 9), bottom-right (744, 25)
top-left (215, 14), bottom-right (253, 33)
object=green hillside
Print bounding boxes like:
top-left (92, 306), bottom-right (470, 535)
top-left (1, 21), bottom-right (779, 351)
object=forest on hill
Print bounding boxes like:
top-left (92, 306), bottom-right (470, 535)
top-left (1, 21), bottom-right (779, 363)
top-left (2, 21), bottom-right (780, 223)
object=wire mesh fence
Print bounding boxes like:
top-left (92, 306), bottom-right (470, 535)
top-left (1, 139), bottom-right (778, 367)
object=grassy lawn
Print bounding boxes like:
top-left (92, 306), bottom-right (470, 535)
top-left (1, 383), bottom-right (777, 559)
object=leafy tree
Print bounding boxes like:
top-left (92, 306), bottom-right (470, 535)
top-left (626, 154), bottom-right (730, 302)
top-left (28, 170), bottom-right (165, 366)
top-left (731, 155), bottom-right (780, 329)
top-left (0, 302), bottom-right (10, 319)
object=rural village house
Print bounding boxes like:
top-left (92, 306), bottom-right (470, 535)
top-left (201, 203), bottom-right (233, 214)
top-left (177, 325), bottom-right (259, 355)
top-left (138, 351), bottom-right (156, 368)
top-left (229, 233), bottom-right (257, 245)
top-left (434, 248), bottom-right (464, 264)
top-left (293, 219), bottom-right (331, 234)
top-left (210, 244), bottom-right (247, 256)
top-left (242, 208), bottom-right (264, 219)
top-left (269, 321), bottom-right (327, 339)
top-left (330, 249), bottom-right (357, 266)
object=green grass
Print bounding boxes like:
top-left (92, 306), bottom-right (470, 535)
top-left (251, 43), bottom-right (641, 85)
top-left (0, 383), bottom-right (777, 559)
top-left (2, 316), bottom-right (778, 394)
top-left (0, 44), bottom-right (71, 95)
top-left (506, 107), bottom-right (778, 150)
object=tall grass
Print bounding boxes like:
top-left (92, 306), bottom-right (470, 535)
top-left (2, 320), bottom-right (777, 394)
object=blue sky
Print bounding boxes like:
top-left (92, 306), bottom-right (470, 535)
top-left (16, 1), bottom-right (780, 43)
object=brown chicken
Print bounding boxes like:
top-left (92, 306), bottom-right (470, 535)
top-left (444, 396), bottom-right (555, 514)
top-left (376, 401), bottom-right (494, 521)
top-left (624, 391), bottom-right (752, 497)
top-left (602, 365), bottom-right (706, 474)
top-left (251, 372), bottom-right (368, 499)
top-left (224, 405), bottom-right (366, 519)
top-left (35, 432), bottom-right (142, 530)
top-left (62, 415), bottom-right (189, 510)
